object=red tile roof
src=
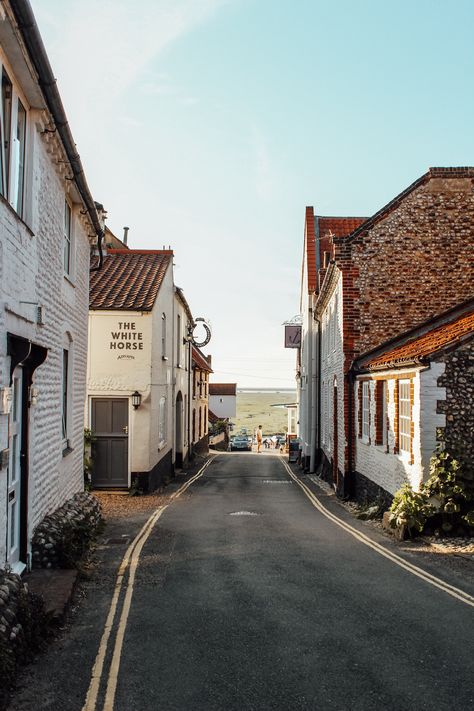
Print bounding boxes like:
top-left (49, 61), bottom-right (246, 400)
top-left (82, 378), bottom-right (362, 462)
top-left (304, 210), bottom-right (366, 293)
top-left (208, 409), bottom-right (220, 423)
top-left (209, 383), bottom-right (237, 396)
top-left (192, 346), bottom-right (213, 373)
top-left (360, 307), bottom-right (474, 371)
top-left (90, 249), bottom-right (172, 310)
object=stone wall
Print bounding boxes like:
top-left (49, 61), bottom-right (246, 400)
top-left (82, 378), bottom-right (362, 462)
top-left (436, 339), bottom-right (474, 474)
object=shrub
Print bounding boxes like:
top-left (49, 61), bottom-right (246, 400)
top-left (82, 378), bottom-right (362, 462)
top-left (388, 484), bottom-right (433, 535)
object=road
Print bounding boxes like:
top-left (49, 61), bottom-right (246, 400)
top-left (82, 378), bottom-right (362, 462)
top-left (10, 453), bottom-right (474, 711)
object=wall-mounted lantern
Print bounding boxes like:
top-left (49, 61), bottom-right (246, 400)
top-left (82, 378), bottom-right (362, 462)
top-left (132, 391), bottom-right (142, 409)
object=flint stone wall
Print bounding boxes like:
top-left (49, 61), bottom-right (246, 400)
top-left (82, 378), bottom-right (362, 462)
top-left (31, 492), bottom-right (102, 569)
top-left (436, 340), bottom-right (474, 475)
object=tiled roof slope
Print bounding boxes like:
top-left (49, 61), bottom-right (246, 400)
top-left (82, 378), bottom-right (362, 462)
top-left (304, 209), bottom-right (366, 293)
top-left (209, 383), bottom-right (237, 396)
top-left (90, 249), bottom-right (172, 310)
top-left (192, 346), bottom-right (213, 373)
top-left (360, 306), bottom-right (474, 371)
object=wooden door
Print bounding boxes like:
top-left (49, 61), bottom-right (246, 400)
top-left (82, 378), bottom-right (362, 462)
top-left (91, 398), bottom-right (129, 488)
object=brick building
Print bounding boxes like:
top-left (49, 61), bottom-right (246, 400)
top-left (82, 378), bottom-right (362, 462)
top-left (298, 167), bottom-right (474, 502)
top-left (0, 2), bottom-right (103, 572)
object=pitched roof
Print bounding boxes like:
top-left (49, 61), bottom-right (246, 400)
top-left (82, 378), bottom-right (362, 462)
top-left (304, 209), bottom-right (366, 293)
top-left (192, 346), bottom-right (213, 373)
top-left (209, 383), bottom-right (237, 396)
top-left (208, 409), bottom-right (220, 423)
top-left (355, 301), bottom-right (474, 371)
top-left (90, 249), bottom-right (172, 310)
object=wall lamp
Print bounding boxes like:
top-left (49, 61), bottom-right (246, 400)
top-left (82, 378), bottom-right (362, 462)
top-left (132, 391), bottom-right (142, 409)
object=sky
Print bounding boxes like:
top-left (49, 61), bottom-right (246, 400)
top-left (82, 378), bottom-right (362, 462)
top-left (31, 0), bottom-right (474, 388)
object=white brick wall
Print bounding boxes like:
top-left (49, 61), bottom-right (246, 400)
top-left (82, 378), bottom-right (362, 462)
top-left (320, 272), bottom-right (345, 474)
top-left (0, 104), bottom-right (92, 565)
top-left (354, 368), bottom-right (439, 496)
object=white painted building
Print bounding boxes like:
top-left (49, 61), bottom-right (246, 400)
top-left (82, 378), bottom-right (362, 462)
top-left (208, 383), bottom-right (236, 419)
top-left (0, 1), bottom-right (103, 572)
top-left (87, 250), bottom-right (194, 490)
top-left (192, 346), bottom-right (212, 453)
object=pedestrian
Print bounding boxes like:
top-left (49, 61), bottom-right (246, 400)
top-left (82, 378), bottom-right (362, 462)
top-left (256, 425), bottom-right (263, 453)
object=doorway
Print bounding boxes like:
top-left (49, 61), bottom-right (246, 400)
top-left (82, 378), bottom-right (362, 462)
top-left (7, 367), bottom-right (25, 572)
top-left (91, 398), bottom-right (129, 488)
top-left (175, 391), bottom-right (183, 468)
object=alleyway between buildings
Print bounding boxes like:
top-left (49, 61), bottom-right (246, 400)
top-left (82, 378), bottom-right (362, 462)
top-left (9, 453), bottom-right (474, 711)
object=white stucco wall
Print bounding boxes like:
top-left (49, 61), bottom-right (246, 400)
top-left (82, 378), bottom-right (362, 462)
top-left (208, 394), bottom-right (236, 419)
top-left (0, 43), bottom-right (92, 566)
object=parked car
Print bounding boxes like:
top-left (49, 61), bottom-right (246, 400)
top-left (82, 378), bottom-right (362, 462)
top-left (231, 436), bottom-right (252, 452)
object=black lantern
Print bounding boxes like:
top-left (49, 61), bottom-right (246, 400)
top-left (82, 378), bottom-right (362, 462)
top-left (132, 391), bottom-right (141, 409)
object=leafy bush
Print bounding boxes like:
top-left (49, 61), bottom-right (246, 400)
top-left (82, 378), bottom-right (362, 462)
top-left (389, 447), bottom-right (474, 537)
top-left (389, 484), bottom-right (433, 535)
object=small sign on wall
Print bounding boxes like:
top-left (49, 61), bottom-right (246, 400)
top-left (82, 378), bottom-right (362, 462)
top-left (284, 325), bottom-right (301, 348)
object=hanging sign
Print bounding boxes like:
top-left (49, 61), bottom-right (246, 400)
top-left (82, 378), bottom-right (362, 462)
top-left (192, 317), bottom-right (212, 348)
top-left (285, 325), bottom-right (301, 348)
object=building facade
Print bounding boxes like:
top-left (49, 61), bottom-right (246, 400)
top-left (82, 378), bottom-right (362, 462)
top-left (298, 168), bottom-right (474, 502)
top-left (0, 1), bottom-right (102, 572)
top-left (191, 346), bottom-right (212, 454)
top-left (87, 249), bottom-right (194, 491)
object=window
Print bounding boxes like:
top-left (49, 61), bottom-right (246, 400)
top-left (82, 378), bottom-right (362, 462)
top-left (0, 67), bottom-right (27, 217)
top-left (161, 313), bottom-right (167, 359)
top-left (63, 200), bottom-right (72, 274)
top-left (362, 381), bottom-right (370, 441)
top-left (176, 314), bottom-right (181, 366)
top-left (158, 397), bottom-right (166, 447)
top-left (399, 380), bottom-right (411, 453)
top-left (62, 349), bottom-right (69, 443)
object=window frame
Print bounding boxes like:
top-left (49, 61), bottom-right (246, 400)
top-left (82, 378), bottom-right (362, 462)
top-left (62, 348), bottom-right (69, 448)
top-left (362, 381), bottom-right (370, 443)
top-left (161, 313), bottom-right (167, 360)
top-left (63, 199), bottom-right (72, 276)
top-left (398, 379), bottom-right (411, 455)
top-left (0, 60), bottom-right (29, 219)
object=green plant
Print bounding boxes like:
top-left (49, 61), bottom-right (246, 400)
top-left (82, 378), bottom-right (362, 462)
top-left (84, 428), bottom-right (96, 489)
top-left (423, 448), bottom-right (474, 535)
top-left (388, 484), bottom-right (433, 535)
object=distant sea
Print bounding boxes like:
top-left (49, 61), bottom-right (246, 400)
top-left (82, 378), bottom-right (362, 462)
top-left (233, 389), bottom-right (296, 434)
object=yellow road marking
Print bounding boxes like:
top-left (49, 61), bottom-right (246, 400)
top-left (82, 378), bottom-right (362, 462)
top-left (82, 456), bottom-right (215, 711)
top-left (281, 460), bottom-right (474, 608)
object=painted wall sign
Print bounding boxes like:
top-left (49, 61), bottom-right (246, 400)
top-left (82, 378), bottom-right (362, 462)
top-left (109, 321), bottom-right (144, 352)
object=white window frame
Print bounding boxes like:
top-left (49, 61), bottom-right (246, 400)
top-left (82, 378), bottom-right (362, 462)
top-left (362, 381), bottom-right (370, 442)
top-left (399, 379), bottom-right (411, 454)
top-left (0, 60), bottom-right (29, 219)
top-left (63, 199), bottom-right (72, 276)
top-left (158, 396), bottom-right (166, 449)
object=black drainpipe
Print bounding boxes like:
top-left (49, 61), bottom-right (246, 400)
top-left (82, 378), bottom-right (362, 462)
top-left (9, 0), bottom-right (104, 270)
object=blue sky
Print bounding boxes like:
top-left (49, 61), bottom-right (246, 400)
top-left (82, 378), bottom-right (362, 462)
top-left (32, 0), bottom-right (474, 388)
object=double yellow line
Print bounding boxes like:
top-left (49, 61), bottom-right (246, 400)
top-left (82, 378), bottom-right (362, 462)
top-left (281, 459), bottom-right (474, 609)
top-left (82, 456), bottom-right (215, 711)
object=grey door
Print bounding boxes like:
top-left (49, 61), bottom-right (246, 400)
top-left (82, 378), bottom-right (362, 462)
top-left (91, 398), bottom-right (129, 488)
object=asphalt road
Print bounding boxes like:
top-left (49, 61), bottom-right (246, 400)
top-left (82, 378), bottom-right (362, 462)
top-left (10, 453), bottom-right (474, 711)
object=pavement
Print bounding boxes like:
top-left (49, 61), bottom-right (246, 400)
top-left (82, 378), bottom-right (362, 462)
top-left (8, 452), bottom-right (474, 711)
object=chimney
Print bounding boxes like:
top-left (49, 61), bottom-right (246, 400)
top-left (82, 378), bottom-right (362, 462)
top-left (206, 354), bottom-right (212, 367)
top-left (123, 226), bottom-right (129, 245)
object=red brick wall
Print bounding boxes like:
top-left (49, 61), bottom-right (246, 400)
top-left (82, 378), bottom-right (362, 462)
top-left (348, 174), bottom-right (474, 356)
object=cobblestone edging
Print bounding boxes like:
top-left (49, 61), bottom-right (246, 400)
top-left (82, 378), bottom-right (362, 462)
top-left (32, 492), bottom-right (103, 569)
top-left (0, 571), bottom-right (46, 709)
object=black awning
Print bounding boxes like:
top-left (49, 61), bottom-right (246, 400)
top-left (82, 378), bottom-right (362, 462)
top-left (7, 333), bottom-right (48, 385)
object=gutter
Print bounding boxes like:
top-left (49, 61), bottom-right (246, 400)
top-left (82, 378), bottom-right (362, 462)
top-left (9, 0), bottom-right (104, 270)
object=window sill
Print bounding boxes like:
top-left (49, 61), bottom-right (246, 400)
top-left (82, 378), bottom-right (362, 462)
top-left (62, 443), bottom-right (74, 457)
top-left (63, 273), bottom-right (76, 288)
top-left (0, 194), bottom-right (34, 236)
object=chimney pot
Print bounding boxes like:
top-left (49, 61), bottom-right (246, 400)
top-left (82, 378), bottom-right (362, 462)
top-left (123, 226), bottom-right (129, 245)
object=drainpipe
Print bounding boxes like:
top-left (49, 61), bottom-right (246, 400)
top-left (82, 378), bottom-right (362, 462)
top-left (9, 0), bottom-right (104, 269)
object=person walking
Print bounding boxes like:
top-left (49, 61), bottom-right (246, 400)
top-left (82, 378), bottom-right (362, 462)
top-left (256, 425), bottom-right (263, 453)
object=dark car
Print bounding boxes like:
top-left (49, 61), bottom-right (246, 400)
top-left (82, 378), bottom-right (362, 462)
top-left (231, 436), bottom-right (252, 452)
